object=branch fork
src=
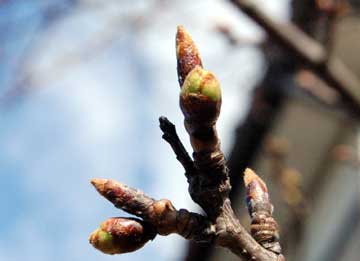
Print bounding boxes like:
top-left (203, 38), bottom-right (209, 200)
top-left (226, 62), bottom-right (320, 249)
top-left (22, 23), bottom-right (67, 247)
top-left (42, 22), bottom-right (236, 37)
top-left (89, 26), bottom-right (285, 261)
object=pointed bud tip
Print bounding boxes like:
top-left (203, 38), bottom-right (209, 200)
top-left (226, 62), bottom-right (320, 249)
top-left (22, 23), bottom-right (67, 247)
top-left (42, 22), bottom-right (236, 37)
top-left (89, 228), bottom-right (117, 255)
top-left (176, 25), bottom-right (191, 51)
top-left (244, 168), bottom-right (268, 192)
top-left (176, 25), bottom-right (186, 37)
top-left (176, 25), bottom-right (202, 86)
top-left (90, 178), bottom-right (111, 196)
top-left (244, 168), bottom-right (258, 187)
top-left (91, 178), bottom-right (108, 187)
top-left (176, 25), bottom-right (193, 49)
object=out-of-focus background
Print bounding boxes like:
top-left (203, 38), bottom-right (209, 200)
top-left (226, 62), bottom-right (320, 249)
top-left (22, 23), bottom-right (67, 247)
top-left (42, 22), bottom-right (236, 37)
top-left (0, 1), bottom-right (359, 261)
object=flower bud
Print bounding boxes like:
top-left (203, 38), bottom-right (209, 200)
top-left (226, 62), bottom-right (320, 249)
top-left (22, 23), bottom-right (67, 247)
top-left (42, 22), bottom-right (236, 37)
top-left (244, 168), bottom-right (272, 216)
top-left (244, 168), bottom-right (282, 254)
top-left (180, 66), bottom-right (222, 126)
top-left (89, 217), bottom-right (156, 255)
top-left (181, 66), bottom-right (221, 102)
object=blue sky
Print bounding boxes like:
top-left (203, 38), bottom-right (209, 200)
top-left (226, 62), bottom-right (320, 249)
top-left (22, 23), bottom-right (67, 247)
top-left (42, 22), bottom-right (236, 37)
top-left (0, 1), bottom-right (288, 260)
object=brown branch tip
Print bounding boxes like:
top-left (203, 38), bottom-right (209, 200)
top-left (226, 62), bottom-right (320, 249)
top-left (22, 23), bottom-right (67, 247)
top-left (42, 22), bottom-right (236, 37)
top-left (89, 26), bottom-right (284, 261)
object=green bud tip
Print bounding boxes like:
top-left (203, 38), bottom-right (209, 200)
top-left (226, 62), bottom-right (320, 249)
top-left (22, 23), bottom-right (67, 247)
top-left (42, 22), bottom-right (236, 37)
top-left (181, 66), bottom-right (221, 102)
top-left (89, 217), bottom-right (155, 255)
top-left (89, 228), bottom-right (118, 255)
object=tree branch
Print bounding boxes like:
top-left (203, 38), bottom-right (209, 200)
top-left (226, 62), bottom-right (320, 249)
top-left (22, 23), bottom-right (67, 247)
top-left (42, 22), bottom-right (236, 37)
top-left (175, 26), bottom-right (284, 260)
top-left (159, 116), bottom-right (197, 174)
top-left (89, 26), bottom-right (285, 261)
top-left (158, 116), bottom-right (284, 260)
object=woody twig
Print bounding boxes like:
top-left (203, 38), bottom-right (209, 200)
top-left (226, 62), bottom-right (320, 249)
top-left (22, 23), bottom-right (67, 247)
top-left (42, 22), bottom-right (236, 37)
top-left (89, 26), bottom-right (285, 261)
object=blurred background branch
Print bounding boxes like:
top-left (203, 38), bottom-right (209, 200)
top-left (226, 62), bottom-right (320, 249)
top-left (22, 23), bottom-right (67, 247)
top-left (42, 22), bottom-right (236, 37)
top-left (230, 0), bottom-right (360, 117)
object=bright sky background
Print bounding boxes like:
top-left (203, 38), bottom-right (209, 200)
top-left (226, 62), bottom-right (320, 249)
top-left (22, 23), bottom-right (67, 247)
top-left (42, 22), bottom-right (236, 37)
top-left (0, 1), bottom-right (289, 260)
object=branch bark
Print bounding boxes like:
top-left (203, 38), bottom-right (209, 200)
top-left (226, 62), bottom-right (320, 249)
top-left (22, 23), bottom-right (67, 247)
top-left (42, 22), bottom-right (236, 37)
top-left (159, 117), bottom-right (284, 260)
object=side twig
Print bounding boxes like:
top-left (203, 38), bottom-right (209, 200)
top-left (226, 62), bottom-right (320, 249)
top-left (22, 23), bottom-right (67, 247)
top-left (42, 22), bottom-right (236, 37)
top-left (159, 116), bottom-right (197, 174)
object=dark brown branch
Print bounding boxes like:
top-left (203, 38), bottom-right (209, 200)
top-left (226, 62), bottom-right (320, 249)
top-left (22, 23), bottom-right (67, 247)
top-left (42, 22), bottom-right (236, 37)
top-left (159, 116), bottom-right (197, 174)
top-left (176, 26), bottom-right (229, 220)
top-left (230, 0), bottom-right (360, 117)
top-left (175, 26), bottom-right (285, 261)
top-left (159, 116), bottom-right (283, 260)
top-left (90, 26), bottom-right (285, 261)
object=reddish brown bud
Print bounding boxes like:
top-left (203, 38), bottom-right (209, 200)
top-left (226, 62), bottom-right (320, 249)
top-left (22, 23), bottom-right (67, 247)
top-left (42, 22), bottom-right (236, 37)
top-left (90, 178), bottom-right (155, 219)
top-left (91, 179), bottom-right (179, 235)
top-left (244, 168), bottom-right (270, 215)
top-left (176, 25), bottom-right (203, 86)
top-left (244, 168), bottom-right (281, 254)
top-left (89, 217), bottom-right (156, 255)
